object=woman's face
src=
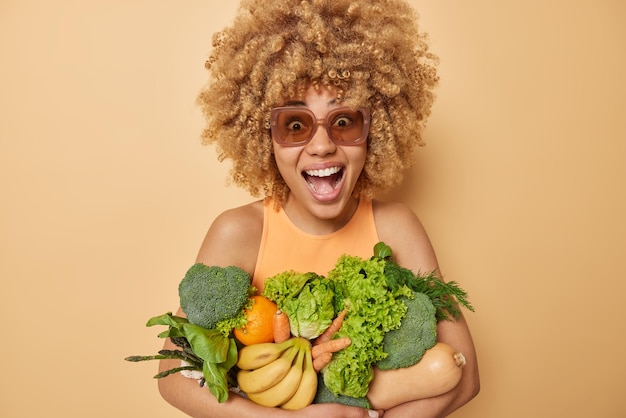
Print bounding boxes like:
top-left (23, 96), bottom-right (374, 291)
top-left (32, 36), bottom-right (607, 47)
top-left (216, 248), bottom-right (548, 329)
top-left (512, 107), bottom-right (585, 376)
top-left (272, 85), bottom-right (368, 233)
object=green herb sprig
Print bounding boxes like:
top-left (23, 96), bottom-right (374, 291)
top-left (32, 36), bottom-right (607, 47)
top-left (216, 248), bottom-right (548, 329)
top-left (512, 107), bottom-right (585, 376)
top-left (373, 242), bottom-right (475, 321)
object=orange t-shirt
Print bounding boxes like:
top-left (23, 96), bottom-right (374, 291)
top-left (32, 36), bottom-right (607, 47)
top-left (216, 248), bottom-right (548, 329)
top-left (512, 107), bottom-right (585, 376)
top-left (252, 198), bottom-right (380, 292)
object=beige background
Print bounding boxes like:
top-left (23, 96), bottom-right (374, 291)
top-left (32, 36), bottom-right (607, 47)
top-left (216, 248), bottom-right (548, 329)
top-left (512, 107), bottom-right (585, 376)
top-left (1, 1), bottom-right (624, 417)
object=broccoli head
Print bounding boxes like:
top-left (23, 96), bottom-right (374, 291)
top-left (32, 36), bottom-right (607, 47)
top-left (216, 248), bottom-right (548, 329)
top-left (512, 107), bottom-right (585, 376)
top-left (178, 263), bottom-right (253, 330)
top-left (375, 291), bottom-right (437, 370)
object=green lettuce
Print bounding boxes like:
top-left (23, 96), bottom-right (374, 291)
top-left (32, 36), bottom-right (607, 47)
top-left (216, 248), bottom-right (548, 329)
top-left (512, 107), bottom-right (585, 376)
top-left (262, 271), bottom-right (337, 340)
top-left (322, 255), bottom-right (412, 398)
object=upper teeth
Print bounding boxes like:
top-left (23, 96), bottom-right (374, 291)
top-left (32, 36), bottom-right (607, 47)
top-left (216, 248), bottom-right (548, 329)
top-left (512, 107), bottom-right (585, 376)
top-left (305, 167), bottom-right (341, 177)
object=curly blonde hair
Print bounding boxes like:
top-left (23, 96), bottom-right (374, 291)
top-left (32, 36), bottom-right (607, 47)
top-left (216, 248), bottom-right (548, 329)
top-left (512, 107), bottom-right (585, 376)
top-left (198, 0), bottom-right (438, 203)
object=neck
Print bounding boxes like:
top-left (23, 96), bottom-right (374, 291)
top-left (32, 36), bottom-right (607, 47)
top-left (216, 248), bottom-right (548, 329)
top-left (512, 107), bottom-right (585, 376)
top-left (280, 196), bottom-right (360, 235)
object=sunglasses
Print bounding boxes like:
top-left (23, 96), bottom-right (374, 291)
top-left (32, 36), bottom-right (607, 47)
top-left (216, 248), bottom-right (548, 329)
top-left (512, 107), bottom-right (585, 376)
top-left (270, 106), bottom-right (370, 146)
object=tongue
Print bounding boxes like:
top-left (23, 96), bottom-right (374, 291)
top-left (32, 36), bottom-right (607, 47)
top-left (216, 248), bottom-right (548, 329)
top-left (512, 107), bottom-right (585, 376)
top-left (307, 173), bottom-right (340, 195)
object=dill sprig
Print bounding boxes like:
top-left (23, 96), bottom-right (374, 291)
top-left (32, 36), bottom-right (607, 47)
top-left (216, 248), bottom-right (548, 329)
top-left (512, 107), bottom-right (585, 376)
top-left (406, 272), bottom-right (474, 321)
top-left (374, 242), bottom-right (475, 321)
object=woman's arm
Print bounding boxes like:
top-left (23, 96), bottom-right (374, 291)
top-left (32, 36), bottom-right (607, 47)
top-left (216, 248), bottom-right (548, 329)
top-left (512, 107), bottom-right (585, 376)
top-left (373, 200), bottom-right (480, 417)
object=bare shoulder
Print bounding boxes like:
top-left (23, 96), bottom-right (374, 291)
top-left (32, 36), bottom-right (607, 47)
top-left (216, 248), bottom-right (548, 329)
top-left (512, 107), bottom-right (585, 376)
top-left (195, 200), bottom-right (265, 275)
top-left (372, 200), bottom-right (427, 241)
top-left (372, 199), bottom-right (440, 274)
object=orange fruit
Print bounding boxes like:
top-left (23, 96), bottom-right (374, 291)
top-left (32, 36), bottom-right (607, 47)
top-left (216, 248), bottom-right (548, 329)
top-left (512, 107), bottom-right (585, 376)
top-left (234, 295), bottom-right (277, 346)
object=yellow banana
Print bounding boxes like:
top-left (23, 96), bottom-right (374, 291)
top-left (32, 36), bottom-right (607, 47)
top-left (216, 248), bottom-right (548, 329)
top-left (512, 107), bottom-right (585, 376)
top-left (237, 339), bottom-right (296, 371)
top-left (281, 346), bottom-right (318, 410)
top-left (237, 345), bottom-right (298, 394)
top-left (247, 348), bottom-right (305, 407)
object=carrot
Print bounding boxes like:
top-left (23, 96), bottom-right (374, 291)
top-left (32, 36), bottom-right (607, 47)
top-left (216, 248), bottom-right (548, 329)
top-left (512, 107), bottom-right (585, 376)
top-left (272, 309), bottom-right (291, 343)
top-left (311, 337), bottom-right (351, 359)
top-left (312, 352), bottom-right (333, 372)
top-left (314, 308), bottom-right (347, 346)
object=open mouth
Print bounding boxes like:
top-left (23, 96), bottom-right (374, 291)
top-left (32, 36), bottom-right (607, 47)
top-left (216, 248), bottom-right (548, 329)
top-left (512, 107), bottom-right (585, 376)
top-left (302, 166), bottom-right (344, 195)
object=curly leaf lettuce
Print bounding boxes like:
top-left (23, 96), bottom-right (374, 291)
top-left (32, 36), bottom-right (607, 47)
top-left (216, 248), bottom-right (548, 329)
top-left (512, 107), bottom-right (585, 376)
top-left (323, 255), bottom-right (412, 398)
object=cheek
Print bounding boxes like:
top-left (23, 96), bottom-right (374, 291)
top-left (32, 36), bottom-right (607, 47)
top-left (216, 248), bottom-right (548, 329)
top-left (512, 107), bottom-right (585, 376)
top-left (350, 146), bottom-right (368, 173)
top-left (273, 147), bottom-right (300, 175)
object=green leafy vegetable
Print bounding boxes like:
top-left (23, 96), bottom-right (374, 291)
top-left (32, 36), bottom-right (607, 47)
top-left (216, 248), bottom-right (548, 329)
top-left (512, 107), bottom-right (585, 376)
top-left (321, 254), bottom-right (412, 398)
top-left (262, 271), bottom-right (337, 340)
top-left (373, 241), bottom-right (393, 259)
top-left (405, 274), bottom-right (474, 321)
top-left (375, 242), bottom-right (474, 321)
top-left (125, 312), bottom-right (237, 403)
top-left (314, 373), bottom-right (371, 408)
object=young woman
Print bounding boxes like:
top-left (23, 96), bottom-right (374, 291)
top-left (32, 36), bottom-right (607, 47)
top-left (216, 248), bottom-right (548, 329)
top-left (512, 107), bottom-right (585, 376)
top-left (158, 1), bottom-right (479, 416)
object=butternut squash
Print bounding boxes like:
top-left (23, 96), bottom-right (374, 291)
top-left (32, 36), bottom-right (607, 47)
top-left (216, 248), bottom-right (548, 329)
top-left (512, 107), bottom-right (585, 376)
top-left (367, 342), bottom-right (466, 410)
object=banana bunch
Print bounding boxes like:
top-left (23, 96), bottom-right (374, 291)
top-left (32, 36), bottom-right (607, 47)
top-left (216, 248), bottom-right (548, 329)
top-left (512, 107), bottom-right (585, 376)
top-left (236, 337), bottom-right (317, 410)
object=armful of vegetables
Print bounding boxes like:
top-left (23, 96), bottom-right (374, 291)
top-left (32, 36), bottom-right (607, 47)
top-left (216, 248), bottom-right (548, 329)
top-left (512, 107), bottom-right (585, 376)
top-left (313, 242), bottom-right (474, 408)
top-left (125, 242), bottom-right (474, 410)
top-left (367, 243), bottom-right (472, 408)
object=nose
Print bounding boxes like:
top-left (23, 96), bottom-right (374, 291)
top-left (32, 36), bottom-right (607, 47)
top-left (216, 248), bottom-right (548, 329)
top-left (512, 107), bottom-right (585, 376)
top-left (305, 119), bottom-right (336, 156)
